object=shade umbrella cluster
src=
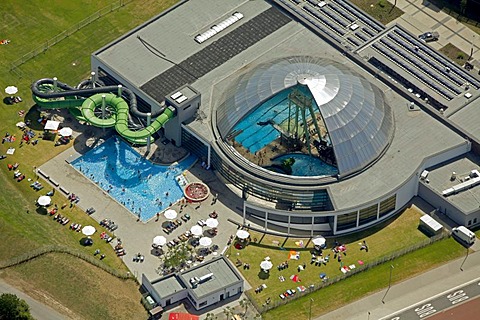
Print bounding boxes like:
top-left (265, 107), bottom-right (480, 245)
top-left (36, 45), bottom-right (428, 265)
top-left (153, 235), bottom-right (167, 246)
top-left (59, 127), bottom-right (73, 137)
top-left (199, 237), bottom-right (212, 247)
top-left (205, 218), bottom-right (218, 228)
top-left (164, 209), bottom-right (178, 220)
top-left (5, 86), bottom-right (18, 95)
top-left (37, 195), bottom-right (51, 206)
top-left (260, 260), bottom-right (273, 271)
top-left (190, 225), bottom-right (203, 236)
top-left (236, 229), bottom-right (250, 239)
top-left (82, 225), bottom-right (96, 236)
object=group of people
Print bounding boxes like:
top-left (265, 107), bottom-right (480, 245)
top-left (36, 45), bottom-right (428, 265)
top-left (2, 133), bottom-right (16, 144)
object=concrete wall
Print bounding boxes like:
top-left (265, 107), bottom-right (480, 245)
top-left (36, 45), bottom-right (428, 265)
top-left (192, 282), bottom-right (243, 310)
top-left (90, 57), bottom-right (163, 114)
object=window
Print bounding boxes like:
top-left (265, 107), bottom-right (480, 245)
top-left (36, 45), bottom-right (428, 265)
top-left (199, 301), bottom-right (208, 307)
top-left (474, 218), bottom-right (478, 224)
top-left (359, 204), bottom-right (378, 225)
top-left (379, 195), bottom-right (396, 218)
top-left (337, 211), bottom-right (357, 231)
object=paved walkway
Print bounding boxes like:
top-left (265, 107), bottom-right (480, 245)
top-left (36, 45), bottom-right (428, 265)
top-left (387, 0), bottom-right (479, 61)
top-left (0, 279), bottom-right (68, 320)
top-left (315, 241), bottom-right (480, 320)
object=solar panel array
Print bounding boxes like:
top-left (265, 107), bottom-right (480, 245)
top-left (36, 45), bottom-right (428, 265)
top-left (274, 0), bottom-right (385, 48)
top-left (371, 26), bottom-right (479, 101)
top-left (141, 7), bottom-right (291, 103)
top-left (273, 0), bottom-right (478, 102)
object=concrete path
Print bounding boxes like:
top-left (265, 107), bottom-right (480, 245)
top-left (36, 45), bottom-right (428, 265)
top-left (0, 279), bottom-right (68, 320)
top-left (386, 0), bottom-right (479, 61)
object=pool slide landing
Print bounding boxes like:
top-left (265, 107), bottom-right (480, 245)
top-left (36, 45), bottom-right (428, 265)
top-left (31, 78), bottom-right (175, 144)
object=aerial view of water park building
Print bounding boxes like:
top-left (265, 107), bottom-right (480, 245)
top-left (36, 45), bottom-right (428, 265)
top-left (2, 0), bottom-right (480, 319)
top-left (33, 0), bottom-right (480, 235)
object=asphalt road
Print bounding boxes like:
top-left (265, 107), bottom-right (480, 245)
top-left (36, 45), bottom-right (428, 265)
top-left (380, 277), bottom-right (480, 319)
top-left (0, 280), bottom-right (67, 320)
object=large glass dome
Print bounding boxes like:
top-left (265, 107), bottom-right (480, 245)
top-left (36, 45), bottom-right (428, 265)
top-left (216, 56), bottom-right (394, 178)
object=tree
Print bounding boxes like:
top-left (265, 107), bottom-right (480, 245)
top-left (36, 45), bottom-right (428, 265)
top-left (205, 313), bottom-right (217, 320)
top-left (163, 243), bottom-right (192, 269)
top-left (0, 293), bottom-right (34, 320)
top-left (239, 298), bottom-right (250, 316)
top-left (223, 306), bottom-right (233, 320)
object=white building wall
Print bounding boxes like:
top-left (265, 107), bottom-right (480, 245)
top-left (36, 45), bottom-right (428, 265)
top-left (193, 282), bottom-right (243, 310)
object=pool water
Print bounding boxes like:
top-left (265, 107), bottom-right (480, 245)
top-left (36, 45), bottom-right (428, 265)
top-left (274, 154), bottom-right (338, 177)
top-left (231, 85), bottom-right (317, 155)
top-left (71, 137), bottom-right (197, 221)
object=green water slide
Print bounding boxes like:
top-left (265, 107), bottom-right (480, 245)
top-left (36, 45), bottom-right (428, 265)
top-left (81, 93), bottom-right (175, 144)
top-left (31, 78), bottom-right (176, 145)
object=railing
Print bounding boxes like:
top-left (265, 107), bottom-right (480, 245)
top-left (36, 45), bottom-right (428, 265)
top-left (0, 244), bottom-right (137, 281)
top-left (249, 232), bottom-right (449, 314)
top-left (9, 0), bottom-right (131, 74)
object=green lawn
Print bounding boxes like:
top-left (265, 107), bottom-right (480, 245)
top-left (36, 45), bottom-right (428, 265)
top-left (229, 206), bottom-right (428, 307)
top-left (263, 237), bottom-right (466, 320)
top-left (439, 43), bottom-right (470, 66)
top-left (351, 0), bottom-right (404, 25)
top-left (0, 0), bottom-right (178, 318)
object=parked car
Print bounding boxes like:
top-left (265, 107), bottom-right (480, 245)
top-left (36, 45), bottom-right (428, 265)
top-left (418, 31), bottom-right (439, 42)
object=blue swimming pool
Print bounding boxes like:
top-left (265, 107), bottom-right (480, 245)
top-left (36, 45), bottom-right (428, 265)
top-left (274, 154), bottom-right (338, 177)
top-left (231, 85), bottom-right (317, 154)
top-left (71, 137), bottom-right (197, 221)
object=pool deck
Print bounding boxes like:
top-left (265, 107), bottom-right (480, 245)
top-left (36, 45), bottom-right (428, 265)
top-left (38, 134), bottom-right (247, 287)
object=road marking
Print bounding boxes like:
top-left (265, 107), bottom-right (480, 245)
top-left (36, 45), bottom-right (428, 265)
top-left (379, 277), bottom-right (480, 320)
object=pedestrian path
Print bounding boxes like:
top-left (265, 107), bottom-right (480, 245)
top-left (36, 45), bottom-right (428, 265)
top-left (386, 0), bottom-right (479, 61)
top-left (315, 245), bottom-right (480, 320)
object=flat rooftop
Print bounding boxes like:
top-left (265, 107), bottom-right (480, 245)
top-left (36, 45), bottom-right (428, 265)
top-left (95, 0), bottom-right (470, 211)
top-left (152, 274), bottom-right (186, 299)
top-left (423, 153), bottom-right (480, 214)
top-left (178, 257), bottom-right (241, 300)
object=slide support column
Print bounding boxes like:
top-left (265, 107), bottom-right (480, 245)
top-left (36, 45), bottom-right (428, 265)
top-left (146, 112), bottom-right (152, 154)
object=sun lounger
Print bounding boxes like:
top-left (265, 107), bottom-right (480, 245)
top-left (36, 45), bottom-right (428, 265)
top-left (62, 218), bottom-right (70, 225)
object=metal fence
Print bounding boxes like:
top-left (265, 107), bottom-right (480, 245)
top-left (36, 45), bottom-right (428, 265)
top-left (0, 244), bottom-right (137, 281)
top-left (249, 232), bottom-right (449, 314)
top-left (9, 0), bottom-right (130, 74)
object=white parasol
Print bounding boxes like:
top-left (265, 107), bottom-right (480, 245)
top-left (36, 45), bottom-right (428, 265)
top-left (260, 260), bottom-right (273, 271)
top-left (190, 225), bottom-right (203, 236)
top-left (205, 218), bottom-right (219, 228)
top-left (164, 209), bottom-right (178, 220)
top-left (153, 235), bottom-right (167, 246)
top-left (5, 86), bottom-right (18, 95)
top-left (199, 237), bottom-right (212, 247)
top-left (236, 229), bottom-right (250, 239)
top-left (37, 195), bottom-right (51, 206)
top-left (312, 236), bottom-right (326, 247)
top-left (82, 225), bottom-right (96, 236)
top-left (59, 127), bottom-right (73, 137)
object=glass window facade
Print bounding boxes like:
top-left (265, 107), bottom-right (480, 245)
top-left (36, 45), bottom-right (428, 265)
top-left (182, 129), bottom-right (209, 160)
top-left (359, 204), bottom-right (378, 225)
top-left (216, 56), bottom-right (393, 177)
top-left (337, 211), bottom-right (358, 231)
top-left (379, 195), bottom-right (396, 218)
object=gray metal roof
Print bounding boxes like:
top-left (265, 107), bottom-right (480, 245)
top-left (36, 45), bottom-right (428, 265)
top-left (423, 153), bottom-right (480, 213)
top-left (152, 275), bottom-right (186, 299)
top-left (177, 257), bottom-right (242, 300)
top-left (216, 56), bottom-right (394, 177)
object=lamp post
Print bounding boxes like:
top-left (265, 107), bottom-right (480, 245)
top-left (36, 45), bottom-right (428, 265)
top-left (460, 247), bottom-right (469, 271)
top-left (381, 265), bottom-right (394, 304)
top-left (309, 298), bottom-right (314, 320)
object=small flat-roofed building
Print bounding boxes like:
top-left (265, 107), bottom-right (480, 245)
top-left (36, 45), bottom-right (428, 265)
top-left (419, 153), bottom-right (480, 228)
top-left (142, 256), bottom-right (243, 310)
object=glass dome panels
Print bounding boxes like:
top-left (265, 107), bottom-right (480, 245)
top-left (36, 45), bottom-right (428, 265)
top-left (216, 56), bottom-right (394, 178)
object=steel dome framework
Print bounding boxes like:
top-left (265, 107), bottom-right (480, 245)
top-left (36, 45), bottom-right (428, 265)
top-left (216, 56), bottom-right (394, 178)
